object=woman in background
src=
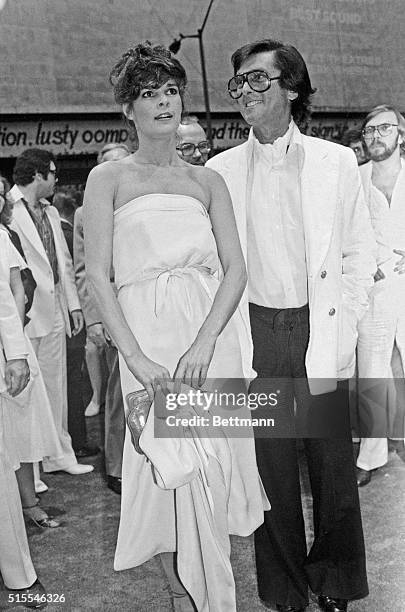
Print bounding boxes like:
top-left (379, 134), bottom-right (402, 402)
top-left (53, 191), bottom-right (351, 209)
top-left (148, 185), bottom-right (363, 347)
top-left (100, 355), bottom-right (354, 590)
top-left (0, 177), bottom-right (63, 529)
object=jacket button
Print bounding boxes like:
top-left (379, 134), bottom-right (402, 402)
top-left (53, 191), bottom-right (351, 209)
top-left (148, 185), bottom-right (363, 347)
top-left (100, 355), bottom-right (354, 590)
top-left (321, 270), bottom-right (327, 279)
top-left (329, 308), bottom-right (336, 316)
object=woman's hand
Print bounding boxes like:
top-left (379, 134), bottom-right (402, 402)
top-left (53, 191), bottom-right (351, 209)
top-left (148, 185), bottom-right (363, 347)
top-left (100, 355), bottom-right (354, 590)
top-left (394, 249), bottom-right (405, 274)
top-left (173, 335), bottom-right (216, 391)
top-left (126, 353), bottom-right (171, 402)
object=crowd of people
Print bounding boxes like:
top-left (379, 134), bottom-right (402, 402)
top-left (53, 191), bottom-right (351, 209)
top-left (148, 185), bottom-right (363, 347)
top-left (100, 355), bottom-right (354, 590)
top-left (0, 35), bottom-right (404, 612)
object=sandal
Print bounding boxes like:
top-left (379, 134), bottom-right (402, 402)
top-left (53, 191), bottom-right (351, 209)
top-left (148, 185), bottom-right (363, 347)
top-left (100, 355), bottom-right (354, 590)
top-left (23, 502), bottom-right (62, 529)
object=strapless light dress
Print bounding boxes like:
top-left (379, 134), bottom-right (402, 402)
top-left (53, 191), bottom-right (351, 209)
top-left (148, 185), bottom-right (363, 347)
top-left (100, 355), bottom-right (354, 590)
top-left (113, 194), bottom-right (268, 611)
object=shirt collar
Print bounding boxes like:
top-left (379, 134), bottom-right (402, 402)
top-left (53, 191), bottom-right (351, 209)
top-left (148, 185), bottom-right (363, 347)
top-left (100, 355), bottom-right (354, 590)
top-left (248, 120), bottom-right (300, 165)
top-left (13, 185), bottom-right (49, 212)
top-left (60, 216), bottom-right (73, 227)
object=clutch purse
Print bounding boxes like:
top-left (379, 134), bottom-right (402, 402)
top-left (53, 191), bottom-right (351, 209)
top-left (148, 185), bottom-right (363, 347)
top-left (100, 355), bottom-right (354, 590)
top-left (125, 389), bottom-right (152, 455)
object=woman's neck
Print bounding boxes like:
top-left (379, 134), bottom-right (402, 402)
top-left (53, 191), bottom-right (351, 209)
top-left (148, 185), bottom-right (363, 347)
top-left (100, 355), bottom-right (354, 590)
top-left (134, 134), bottom-right (182, 167)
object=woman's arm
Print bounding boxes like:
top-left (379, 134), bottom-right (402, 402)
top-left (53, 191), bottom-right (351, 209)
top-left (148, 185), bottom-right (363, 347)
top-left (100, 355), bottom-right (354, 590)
top-left (174, 168), bottom-right (247, 388)
top-left (9, 267), bottom-right (25, 324)
top-left (83, 163), bottom-right (170, 400)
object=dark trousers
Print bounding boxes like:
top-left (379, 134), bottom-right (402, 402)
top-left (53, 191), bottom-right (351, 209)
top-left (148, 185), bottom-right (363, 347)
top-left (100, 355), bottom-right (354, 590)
top-left (66, 328), bottom-right (87, 451)
top-left (249, 303), bottom-right (368, 608)
top-left (104, 345), bottom-right (125, 478)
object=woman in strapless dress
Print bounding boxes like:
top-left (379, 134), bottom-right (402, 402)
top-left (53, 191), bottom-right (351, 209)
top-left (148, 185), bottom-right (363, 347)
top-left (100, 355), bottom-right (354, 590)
top-left (83, 43), bottom-right (268, 612)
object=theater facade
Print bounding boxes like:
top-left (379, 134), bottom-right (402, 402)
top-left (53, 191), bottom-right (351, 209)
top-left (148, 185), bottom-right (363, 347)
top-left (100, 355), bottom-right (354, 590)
top-left (0, 0), bottom-right (403, 188)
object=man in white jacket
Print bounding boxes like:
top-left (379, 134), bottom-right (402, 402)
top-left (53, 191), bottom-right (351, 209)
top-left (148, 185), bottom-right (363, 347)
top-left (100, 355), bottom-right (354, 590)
top-left (207, 39), bottom-right (375, 612)
top-left (10, 149), bottom-right (92, 476)
top-left (356, 104), bottom-right (405, 486)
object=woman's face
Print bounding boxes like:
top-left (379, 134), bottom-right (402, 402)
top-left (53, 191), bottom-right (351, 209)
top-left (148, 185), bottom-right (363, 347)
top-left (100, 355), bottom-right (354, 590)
top-left (125, 79), bottom-right (182, 139)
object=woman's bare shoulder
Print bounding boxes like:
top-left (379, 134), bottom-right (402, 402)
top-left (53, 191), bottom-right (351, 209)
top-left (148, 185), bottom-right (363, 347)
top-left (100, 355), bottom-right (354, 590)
top-left (88, 156), bottom-right (139, 185)
top-left (191, 164), bottom-right (228, 193)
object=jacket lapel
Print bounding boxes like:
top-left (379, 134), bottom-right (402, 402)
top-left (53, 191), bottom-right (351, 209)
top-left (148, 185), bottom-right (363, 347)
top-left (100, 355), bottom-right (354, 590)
top-left (46, 208), bottom-right (65, 276)
top-left (12, 200), bottom-right (48, 262)
top-left (219, 142), bottom-right (250, 259)
top-left (300, 137), bottom-right (339, 277)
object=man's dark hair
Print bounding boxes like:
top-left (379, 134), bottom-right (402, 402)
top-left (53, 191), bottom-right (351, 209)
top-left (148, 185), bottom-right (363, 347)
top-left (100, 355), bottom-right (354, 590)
top-left (231, 39), bottom-right (316, 125)
top-left (53, 191), bottom-right (77, 219)
top-left (342, 129), bottom-right (363, 147)
top-left (13, 149), bottom-right (55, 186)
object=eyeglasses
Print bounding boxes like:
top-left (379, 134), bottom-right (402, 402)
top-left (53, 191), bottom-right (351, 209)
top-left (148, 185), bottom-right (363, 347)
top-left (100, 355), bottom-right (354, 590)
top-left (176, 141), bottom-right (211, 157)
top-left (228, 70), bottom-right (281, 99)
top-left (48, 168), bottom-right (57, 178)
top-left (362, 123), bottom-right (398, 140)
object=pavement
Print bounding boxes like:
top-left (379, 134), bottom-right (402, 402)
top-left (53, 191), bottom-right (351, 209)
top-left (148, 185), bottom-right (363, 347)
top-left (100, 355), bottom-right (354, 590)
top-left (1, 416), bottom-right (404, 611)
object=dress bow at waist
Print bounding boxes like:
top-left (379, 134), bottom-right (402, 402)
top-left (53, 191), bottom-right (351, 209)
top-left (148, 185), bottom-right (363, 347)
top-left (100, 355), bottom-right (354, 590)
top-left (118, 265), bottom-right (215, 318)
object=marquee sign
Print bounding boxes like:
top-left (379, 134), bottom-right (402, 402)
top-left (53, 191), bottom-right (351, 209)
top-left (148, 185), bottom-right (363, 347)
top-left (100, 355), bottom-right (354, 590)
top-left (0, 115), bottom-right (362, 158)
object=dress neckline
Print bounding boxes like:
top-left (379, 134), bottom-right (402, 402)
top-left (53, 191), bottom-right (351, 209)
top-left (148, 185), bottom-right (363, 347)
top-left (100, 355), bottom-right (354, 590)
top-left (114, 193), bottom-right (208, 216)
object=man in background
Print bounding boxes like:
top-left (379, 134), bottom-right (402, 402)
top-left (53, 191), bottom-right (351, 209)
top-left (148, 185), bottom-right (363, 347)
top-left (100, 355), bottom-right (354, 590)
top-left (10, 149), bottom-right (92, 478)
top-left (355, 104), bottom-right (405, 486)
top-left (342, 129), bottom-right (369, 166)
top-left (176, 116), bottom-right (211, 166)
top-left (74, 142), bottom-right (129, 495)
top-left (53, 191), bottom-right (99, 460)
top-left (97, 143), bottom-right (130, 164)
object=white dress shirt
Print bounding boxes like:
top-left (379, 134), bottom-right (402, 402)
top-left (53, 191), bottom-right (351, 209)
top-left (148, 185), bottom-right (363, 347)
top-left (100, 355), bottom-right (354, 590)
top-left (362, 160), bottom-right (405, 286)
top-left (246, 121), bottom-right (307, 308)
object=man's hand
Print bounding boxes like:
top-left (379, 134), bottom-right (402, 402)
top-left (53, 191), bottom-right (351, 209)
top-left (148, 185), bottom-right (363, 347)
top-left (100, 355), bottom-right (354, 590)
top-left (5, 358), bottom-right (30, 397)
top-left (393, 249), bottom-right (405, 274)
top-left (374, 267), bottom-right (385, 282)
top-left (87, 322), bottom-right (108, 347)
top-left (71, 309), bottom-right (84, 335)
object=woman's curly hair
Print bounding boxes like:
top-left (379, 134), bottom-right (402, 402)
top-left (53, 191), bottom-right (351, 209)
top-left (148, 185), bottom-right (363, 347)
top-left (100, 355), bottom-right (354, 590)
top-left (109, 41), bottom-right (187, 107)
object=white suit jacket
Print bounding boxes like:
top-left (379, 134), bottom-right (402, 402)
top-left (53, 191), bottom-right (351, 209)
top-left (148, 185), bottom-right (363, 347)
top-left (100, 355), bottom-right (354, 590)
top-left (207, 125), bottom-right (377, 394)
top-left (9, 185), bottom-right (81, 339)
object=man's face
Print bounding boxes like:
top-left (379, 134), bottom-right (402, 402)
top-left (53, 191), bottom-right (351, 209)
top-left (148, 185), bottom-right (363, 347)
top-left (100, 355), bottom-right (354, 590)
top-left (40, 161), bottom-right (57, 199)
top-left (235, 51), bottom-right (292, 133)
top-left (349, 140), bottom-right (368, 165)
top-left (363, 110), bottom-right (400, 162)
top-left (176, 123), bottom-right (210, 166)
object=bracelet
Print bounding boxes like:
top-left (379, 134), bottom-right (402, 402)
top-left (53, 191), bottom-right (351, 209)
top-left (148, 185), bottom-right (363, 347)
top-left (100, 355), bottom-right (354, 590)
top-left (87, 322), bottom-right (102, 329)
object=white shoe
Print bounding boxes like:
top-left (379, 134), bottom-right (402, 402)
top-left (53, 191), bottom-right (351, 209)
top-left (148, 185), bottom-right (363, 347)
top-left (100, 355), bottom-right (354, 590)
top-left (62, 463), bottom-right (94, 475)
top-left (35, 479), bottom-right (49, 494)
top-left (84, 400), bottom-right (100, 417)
